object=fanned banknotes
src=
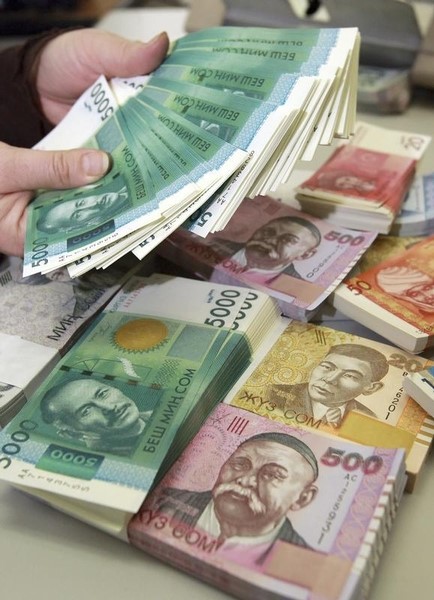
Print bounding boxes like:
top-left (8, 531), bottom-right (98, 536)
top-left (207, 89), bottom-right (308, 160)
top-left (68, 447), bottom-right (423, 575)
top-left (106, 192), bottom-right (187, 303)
top-left (23, 25), bottom-right (361, 278)
top-left (128, 403), bottom-right (406, 600)
top-left (157, 194), bottom-right (377, 321)
top-left (225, 321), bottom-right (434, 491)
top-left (0, 275), bottom-right (280, 531)
top-left (331, 236), bottom-right (434, 353)
top-left (294, 121), bottom-right (431, 234)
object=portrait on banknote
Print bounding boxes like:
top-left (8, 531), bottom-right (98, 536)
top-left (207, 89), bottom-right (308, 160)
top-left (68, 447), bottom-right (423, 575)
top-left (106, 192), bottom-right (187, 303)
top-left (38, 373), bottom-right (153, 456)
top-left (160, 194), bottom-right (377, 321)
top-left (129, 402), bottom-right (405, 596)
top-left (229, 322), bottom-right (430, 438)
top-left (210, 213), bottom-right (321, 285)
top-left (376, 266), bottom-right (434, 314)
top-left (34, 183), bottom-right (131, 236)
top-left (153, 429), bottom-right (319, 564)
top-left (345, 236), bottom-right (434, 333)
top-left (263, 342), bottom-right (389, 428)
top-left (297, 145), bottom-right (403, 202)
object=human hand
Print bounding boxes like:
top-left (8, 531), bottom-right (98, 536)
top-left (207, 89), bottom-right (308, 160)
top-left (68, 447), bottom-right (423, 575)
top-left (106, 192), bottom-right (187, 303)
top-left (0, 29), bottom-right (169, 257)
top-left (36, 28), bottom-right (169, 125)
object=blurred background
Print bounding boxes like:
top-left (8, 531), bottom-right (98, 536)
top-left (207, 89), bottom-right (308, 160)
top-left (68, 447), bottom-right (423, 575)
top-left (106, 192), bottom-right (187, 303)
top-left (0, 0), bottom-right (433, 114)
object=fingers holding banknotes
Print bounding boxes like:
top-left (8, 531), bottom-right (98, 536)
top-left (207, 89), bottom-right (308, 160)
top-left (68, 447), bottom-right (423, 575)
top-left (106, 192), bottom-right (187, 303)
top-left (0, 28), bottom-right (169, 257)
top-left (37, 29), bottom-right (170, 125)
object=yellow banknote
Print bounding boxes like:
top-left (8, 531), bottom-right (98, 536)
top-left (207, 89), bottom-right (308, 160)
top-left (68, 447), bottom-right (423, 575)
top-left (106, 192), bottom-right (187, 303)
top-left (227, 321), bottom-right (434, 490)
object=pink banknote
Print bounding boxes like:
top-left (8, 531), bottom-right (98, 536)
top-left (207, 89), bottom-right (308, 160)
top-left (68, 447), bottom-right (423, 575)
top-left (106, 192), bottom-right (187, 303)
top-left (129, 404), bottom-right (405, 600)
top-left (159, 195), bottom-right (377, 320)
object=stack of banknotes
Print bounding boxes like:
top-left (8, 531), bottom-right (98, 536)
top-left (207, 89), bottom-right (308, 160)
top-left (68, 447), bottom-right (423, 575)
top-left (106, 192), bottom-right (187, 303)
top-left (23, 25), bottom-right (361, 278)
top-left (224, 320), bottom-right (434, 492)
top-left (157, 194), bottom-right (377, 321)
top-left (390, 171), bottom-right (434, 237)
top-left (330, 236), bottom-right (434, 354)
top-left (0, 274), bottom-right (280, 534)
top-left (0, 253), bottom-right (140, 427)
top-left (293, 121), bottom-right (431, 234)
top-left (403, 365), bottom-right (434, 418)
top-left (128, 403), bottom-right (407, 600)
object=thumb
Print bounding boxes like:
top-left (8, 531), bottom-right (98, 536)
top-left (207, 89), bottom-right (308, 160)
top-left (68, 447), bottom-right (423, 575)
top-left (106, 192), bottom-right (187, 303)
top-left (0, 143), bottom-right (111, 193)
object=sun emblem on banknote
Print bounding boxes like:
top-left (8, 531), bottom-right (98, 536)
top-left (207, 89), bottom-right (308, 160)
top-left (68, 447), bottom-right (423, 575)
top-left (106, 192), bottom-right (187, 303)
top-left (113, 318), bottom-right (169, 352)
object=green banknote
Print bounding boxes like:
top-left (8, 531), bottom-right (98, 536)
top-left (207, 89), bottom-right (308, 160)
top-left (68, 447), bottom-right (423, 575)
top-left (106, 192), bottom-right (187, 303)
top-left (137, 77), bottom-right (290, 211)
top-left (24, 112), bottom-right (161, 276)
top-left (116, 104), bottom-right (200, 216)
top-left (0, 275), bottom-right (278, 512)
top-left (153, 51), bottom-right (310, 103)
top-left (137, 77), bottom-right (282, 148)
top-left (0, 313), bottom-right (243, 510)
top-left (64, 96), bottom-right (248, 274)
top-left (170, 25), bottom-right (342, 47)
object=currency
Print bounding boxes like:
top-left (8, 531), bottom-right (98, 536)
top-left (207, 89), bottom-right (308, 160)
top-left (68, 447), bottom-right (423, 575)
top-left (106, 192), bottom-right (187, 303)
top-left (225, 321), bottom-right (434, 491)
top-left (179, 27), bottom-right (360, 236)
top-left (403, 365), bottom-right (434, 417)
top-left (34, 75), bottom-right (119, 152)
top-left (0, 253), bottom-right (141, 426)
top-left (0, 254), bottom-right (138, 353)
top-left (0, 380), bottom-right (25, 429)
top-left (294, 121), bottom-right (431, 234)
top-left (0, 275), bottom-right (279, 517)
top-left (128, 403), bottom-right (406, 600)
top-left (331, 236), bottom-right (434, 353)
top-left (390, 172), bottom-right (434, 237)
top-left (351, 234), bottom-right (424, 274)
top-left (157, 194), bottom-right (377, 320)
top-left (22, 25), bottom-right (361, 276)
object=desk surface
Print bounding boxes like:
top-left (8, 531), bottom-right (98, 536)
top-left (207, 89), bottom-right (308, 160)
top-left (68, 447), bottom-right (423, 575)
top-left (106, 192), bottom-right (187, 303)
top-left (1, 7), bottom-right (434, 600)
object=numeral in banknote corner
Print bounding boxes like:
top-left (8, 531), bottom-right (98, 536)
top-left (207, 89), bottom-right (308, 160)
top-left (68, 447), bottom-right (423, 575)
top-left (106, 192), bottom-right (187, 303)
top-left (0, 420), bottom-right (37, 464)
top-left (320, 446), bottom-right (383, 474)
top-left (90, 82), bottom-right (115, 121)
top-left (31, 238), bottom-right (49, 268)
top-left (227, 416), bottom-right (249, 435)
top-left (324, 231), bottom-right (365, 245)
top-left (195, 211), bottom-right (212, 227)
top-left (37, 444), bottom-right (103, 480)
top-left (346, 279), bottom-right (371, 295)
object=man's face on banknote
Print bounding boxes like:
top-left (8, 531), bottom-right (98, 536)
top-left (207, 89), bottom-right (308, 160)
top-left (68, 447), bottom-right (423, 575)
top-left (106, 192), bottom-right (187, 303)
top-left (308, 352), bottom-right (377, 407)
top-left (333, 174), bottom-right (376, 192)
top-left (212, 439), bottom-right (316, 535)
top-left (45, 378), bottom-right (142, 438)
top-left (244, 218), bottom-right (319, 271)
top-left (404, 281), bottom-right (434, 312)
top-left (36, 187), bottom-right (129, 234)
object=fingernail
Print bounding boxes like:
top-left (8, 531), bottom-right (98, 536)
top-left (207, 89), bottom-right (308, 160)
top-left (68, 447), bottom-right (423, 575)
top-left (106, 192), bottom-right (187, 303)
top-left (147, 31), bottom-right (168, 45)
top-left (82, 151), bottom-right (111, 180)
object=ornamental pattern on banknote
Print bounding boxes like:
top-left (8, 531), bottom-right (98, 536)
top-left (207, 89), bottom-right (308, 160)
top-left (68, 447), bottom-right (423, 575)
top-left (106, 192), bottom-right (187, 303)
top-left (229, 322), bottom-right (431, 437)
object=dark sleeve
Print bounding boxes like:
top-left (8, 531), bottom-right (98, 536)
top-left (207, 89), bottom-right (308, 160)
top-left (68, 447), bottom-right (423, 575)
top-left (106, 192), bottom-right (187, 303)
top-left (0, 31), bottom-right (62, 148)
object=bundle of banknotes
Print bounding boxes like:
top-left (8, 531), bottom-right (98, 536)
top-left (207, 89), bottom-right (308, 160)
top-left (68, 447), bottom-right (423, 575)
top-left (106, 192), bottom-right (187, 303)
top-left (390, 171), bottom-right (434, 237)
top-left (331, 236), bottom-right (434, 354)
top-left (224, 320), bottom-right (434, 492)
top-left (403, 365), bottom-right (434, 418)
top-left (157, 194), bottom-right (377, 321)
top-left (0, 253), bottom-right (140, 427)
top-left (128, 403), bottom-right (407, 600)
top-left (293, 121), bottom-right (431, 234)
top-left (0, 274), bottom-right (280, 533)
top-left (23, 25), bottom-right (361, 278)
